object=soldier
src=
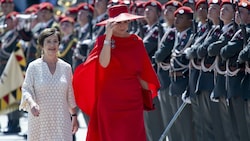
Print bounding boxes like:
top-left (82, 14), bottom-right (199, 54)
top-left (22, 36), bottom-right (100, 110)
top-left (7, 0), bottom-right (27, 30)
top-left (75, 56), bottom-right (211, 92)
top-left (58, 17), bottom-right (77, 67)
top-left (92, 0), bottom-right (109, 40)
top-left (237, 8), bottom-right (250, 138)
top-left (184, 0), bottom-right (214, 141)
top-left (131, 1), bottom-right (146, 37)
top-left (65, 6), bottom-right (79, 22)
top-left (0, 11), bottom-right (22, 134)
top-left (220, 1), bottom-right (250, 140)
top-left (142, 1), bottom-right (164, 141)
top-left (20, 4), bottom-right (40, 65)
top-left (21, 2), bottom-right (59, 59)
top-left (169, 6), bottom-right (194, 141)
top-left (0, 0), bottom-right (14, 32)
top-left (196, 0), bottom-right (227, 140)
top-left (207, 0), bottom-right (238, 140)
top-left (72, 2), bottom-right (94, 70)
top-left (155, 1), bottom-right (182, 141)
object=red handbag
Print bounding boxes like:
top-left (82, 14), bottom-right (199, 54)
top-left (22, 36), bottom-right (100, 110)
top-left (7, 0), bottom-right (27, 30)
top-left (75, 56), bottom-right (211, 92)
top-left (142, 89), bottom-right (155, 111)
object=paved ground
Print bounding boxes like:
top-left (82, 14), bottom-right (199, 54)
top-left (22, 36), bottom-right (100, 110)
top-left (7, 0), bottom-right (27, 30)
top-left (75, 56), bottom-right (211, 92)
top-left (0, 112), bottom-right (87, 141)
top-left (0, 113), bottom-right (169, 141)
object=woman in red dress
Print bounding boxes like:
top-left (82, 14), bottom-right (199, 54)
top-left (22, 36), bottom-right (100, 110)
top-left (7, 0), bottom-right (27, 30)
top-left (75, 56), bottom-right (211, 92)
top-left (73, 5), bottom-right (160, 141)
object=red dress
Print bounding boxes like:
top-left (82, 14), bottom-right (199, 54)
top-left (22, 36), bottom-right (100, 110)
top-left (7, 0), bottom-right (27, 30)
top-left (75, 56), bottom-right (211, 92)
top-left (73, 34), bottom-right (160, 141)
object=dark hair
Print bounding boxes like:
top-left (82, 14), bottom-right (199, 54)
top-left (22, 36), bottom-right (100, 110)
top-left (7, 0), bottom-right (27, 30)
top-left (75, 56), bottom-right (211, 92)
top-left (38, 28), bottom-right (61, 47)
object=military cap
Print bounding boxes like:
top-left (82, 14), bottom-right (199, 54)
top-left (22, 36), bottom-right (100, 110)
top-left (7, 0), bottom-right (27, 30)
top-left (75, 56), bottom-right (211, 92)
top-left (208, 0), bottom-right (220, 6)
top-left (129, 1), bottom-right (145, 12)
top-left (238, 0), bottom-right (250, 10)
top-left (0, 0), bottom-right (13, 3)
top-left (39, 2), bottom-right (54, 11)
top-left (5, 11), bottom-right (18, 20)
top-left (66, 7), bottom-right (79, 15)
top-left (195, 0), bottom-right (208, 10)
top-left (120, 0), bottom-right (130, 5)
top-left (144, 0), bottom-right (162, 12)
top-left (182, 0), bottom-right (194, 5)
top-left (25, 4), bottom-right (39, 14)
top-left (174, 6), bottom-right (194, 17)
top-left (60, 17), bottom-right (75, 24)
top-left (163, 0), bottom-right (183, 9)
top-left (108, 0), bottom-right (121, 6)
top-left (77, 3), bottom-right (94, 13)
top-left (220, 0), bottom-right (232, 7)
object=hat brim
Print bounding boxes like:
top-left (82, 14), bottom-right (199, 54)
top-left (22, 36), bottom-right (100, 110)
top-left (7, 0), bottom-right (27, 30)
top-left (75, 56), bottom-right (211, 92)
top-left (96, 13), bottom-right (145, 26)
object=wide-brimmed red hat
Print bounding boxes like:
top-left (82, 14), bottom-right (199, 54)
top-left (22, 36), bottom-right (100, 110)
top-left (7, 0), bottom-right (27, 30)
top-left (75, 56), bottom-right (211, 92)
top-left (96, 4), bottom-right (145, 26)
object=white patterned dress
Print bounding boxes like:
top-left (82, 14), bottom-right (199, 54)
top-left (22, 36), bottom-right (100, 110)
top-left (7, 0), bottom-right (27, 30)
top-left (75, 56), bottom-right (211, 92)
top-left (19, 58), bottom-right (77, 141)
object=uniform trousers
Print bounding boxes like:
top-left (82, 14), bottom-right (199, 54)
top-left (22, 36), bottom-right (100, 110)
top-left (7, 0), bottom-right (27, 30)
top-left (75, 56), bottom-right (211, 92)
top-left (229, 97), bottom-right (249, 141)
top-left (217, 97), bottom-right (238, 141)
top-left (144, 96), bottom-right (164, 141)
top-left (191, 91), bottom-right (214, 141)
top-left (158, 87), bottom-right (180, 141)
top-left (210, 100), bottom-right (226, 141)
top-left (244, 100), bottom-right (250, 139)
top-left (169, 96), bottom-right (194, 141)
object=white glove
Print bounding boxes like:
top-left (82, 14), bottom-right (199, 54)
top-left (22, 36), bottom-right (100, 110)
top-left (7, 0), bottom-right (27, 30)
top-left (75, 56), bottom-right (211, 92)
top-left (210, 91), bottom-right (219, 102)
top-left (182, 91), bottom-right (191, 104)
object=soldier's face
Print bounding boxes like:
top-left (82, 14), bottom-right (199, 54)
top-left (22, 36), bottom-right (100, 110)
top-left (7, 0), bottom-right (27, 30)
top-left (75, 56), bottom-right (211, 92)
top-left (220, 4), bottom-right (234, 23)
top-left (164, 6), bottom-right (177, 22)
top-left (39, 9), bottom-right (53, 22)
top-left (0, 3), bottom-right (14, 15)
top-left (5, 18), bottom-right (14, 30)
top-left (60, 22), bottom-right (74, 35)
top-left (95, 0), bottom-right (108, 12)
top-left (174, 14), bottom-right (192, 32)
top-left (144, 6), bottom-right (159, 23)
top-left (77, 10), bottom-right (89, 25)
top-left (196, 4), bottom-right (208, 21)
top-left (235, 7), bottom-right (249, 25)
top-left (208, 4), bottom-right (220, 21)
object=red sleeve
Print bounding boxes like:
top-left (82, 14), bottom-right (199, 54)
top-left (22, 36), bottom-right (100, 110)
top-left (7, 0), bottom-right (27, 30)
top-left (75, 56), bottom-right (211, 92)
top-left (72, 36), bottom-right (104, 116)
top-left (138, 40), bottom-right (160, 98)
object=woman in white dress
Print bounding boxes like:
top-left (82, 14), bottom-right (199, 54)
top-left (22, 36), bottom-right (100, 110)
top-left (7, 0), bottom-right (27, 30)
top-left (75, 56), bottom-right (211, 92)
top-left (19, 28), bottom-right (79, 141)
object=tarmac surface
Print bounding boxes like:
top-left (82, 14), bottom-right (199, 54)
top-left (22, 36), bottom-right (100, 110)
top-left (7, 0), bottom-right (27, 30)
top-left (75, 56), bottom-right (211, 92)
top-left (0, 112), bottom-right (87, 141)
top-left (0, 112), bottom-right (169, 141)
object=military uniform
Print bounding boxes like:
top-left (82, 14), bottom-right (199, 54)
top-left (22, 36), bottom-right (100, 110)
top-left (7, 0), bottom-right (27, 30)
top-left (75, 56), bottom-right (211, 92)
top-left (238, 30), bottom-right (250, 139)
top-left (155, 25), bottom-right (178, 141)
top-left (197, 23), bottom-right (226, 141)
top-left (207, 22), bottom-right (238, 141)
top-left (143, 1), bottom-right (165, 141)
top-left (220, 22), bottom-right (250, 141)
top-left (58, 34), bottom-right (77, 67)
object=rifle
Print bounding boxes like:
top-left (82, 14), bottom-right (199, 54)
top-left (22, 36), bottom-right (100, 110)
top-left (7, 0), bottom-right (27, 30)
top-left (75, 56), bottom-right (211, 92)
top-left (232, 0), bottom-right (239, 33)
top-left (87, 0), bottom-right (93, 40)
top-left (235, 0), bottom-right (247, 46)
